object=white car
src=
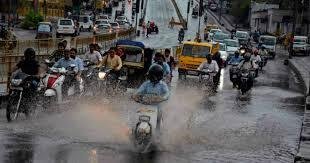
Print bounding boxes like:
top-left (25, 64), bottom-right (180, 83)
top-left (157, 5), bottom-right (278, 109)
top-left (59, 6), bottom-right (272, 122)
top-left (79, 15), bottom-right (93, 31)
top-left (56, 19), bottom-right (77, 37)
top-left (97, 14), bottom-right (110, 20)
top-left (223, 39), bottom-right (240, 60)
top-left (93, 24), bottom-right (113, 35)
top-left (110, 22), bottom-right (120, 31)
top-left (116, 20), bottom-right (131, 29)
top-left (95, 19), bottom-right (110, 26)
top-left (115, 16), bottom-right (128, 22)
top-left (219, 43), bottom-right (228, 66)
top-left (235, 31), bottom-right (250, 45)
top-left (213, 32), bottom-right (230, 43)
top-left (292, 36), bottom-right (310, 56)
top-left (259, 35), bottom-right (277, 59)
top-left (208, 29), bottom-right (222, 40)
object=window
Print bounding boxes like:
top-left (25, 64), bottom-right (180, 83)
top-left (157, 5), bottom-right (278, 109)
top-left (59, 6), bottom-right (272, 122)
top-left (38, 24), bottom-right (51, 32)
top-left (59, 20), bottom-right (72, 25)
top-left (182, 44), bottom-right (211, 57)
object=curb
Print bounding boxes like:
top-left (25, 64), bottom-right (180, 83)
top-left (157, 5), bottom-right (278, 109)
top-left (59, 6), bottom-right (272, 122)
top-left (170, 0), bottom-right (187, 28)
top-left (287, 59), bottom-right (308, 95)
top-left (288, 59), bottom-right (310, 162)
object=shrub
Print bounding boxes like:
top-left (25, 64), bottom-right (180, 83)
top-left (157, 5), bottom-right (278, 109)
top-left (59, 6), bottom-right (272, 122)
top-left (21, 10), bottom-right (43, 29)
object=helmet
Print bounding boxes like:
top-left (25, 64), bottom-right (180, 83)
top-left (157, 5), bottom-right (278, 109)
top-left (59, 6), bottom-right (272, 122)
top-left (244, 53), bottom-right (251, 61)
top-left (24, 48), bottom-right (36, 61)
top-left (234, 51), bottom-right (240, 55)
top-left (148, 64), bottom-right (164, 84)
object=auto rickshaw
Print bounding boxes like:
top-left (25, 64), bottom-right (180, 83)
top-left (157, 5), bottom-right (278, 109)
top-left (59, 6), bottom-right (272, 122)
top-left (116, 40), bottom-right (152, 86)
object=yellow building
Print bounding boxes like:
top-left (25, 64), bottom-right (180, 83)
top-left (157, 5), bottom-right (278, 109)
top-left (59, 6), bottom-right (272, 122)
top-left (18, 0), bottom-right (65, 18)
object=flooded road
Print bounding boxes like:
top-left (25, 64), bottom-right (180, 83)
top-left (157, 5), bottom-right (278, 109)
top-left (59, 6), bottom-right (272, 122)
top-left (0, 50), bottom-right (305, 163)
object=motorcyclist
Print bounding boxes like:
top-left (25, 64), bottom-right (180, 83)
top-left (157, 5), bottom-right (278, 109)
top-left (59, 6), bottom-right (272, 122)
top-left (49, 42), bottom-right (65, 62)
top-left (53, 49), bottom-right (78, 98)
top-left (133, 65), bottom-right (170, 103)
top-left (150, 52), bottom-right (171, 81)
top-left (197, 55), bottom-right (219, 91)
top-left (212, 52), bottom-right (223, 87)
top-left (178, 28), bottom-right (185, 43)
top-left (14, 48), bottom-right (40, 76)
top-left (228, 51), bottom-right (243, 65)
top-left (258, 46), bottom-right (268, 56)
top-left (85, 43), bottom-right (103, 65)
top-left (237, 53), bottom-right (255, 89)
top-left (101, 48), bottom-right (123, 78)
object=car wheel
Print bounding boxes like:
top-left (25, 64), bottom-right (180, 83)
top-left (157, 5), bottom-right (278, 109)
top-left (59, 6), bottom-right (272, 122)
top-left (88, 26), bottom-right (92, 32)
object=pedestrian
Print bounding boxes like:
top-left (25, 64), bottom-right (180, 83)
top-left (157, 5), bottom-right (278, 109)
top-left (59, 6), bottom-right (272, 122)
top-left (146, 21), bottom-right (150, 37)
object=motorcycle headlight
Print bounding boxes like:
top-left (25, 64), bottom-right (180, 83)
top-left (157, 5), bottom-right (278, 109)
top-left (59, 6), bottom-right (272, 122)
top-left (240, 49), bottom-right (246, 54)
top-left (11, 79), bottom-right (22, 86)
top-left (136, 122), bottom-right (151, 135)
top-left (98, 72), bottom-right (107, 79)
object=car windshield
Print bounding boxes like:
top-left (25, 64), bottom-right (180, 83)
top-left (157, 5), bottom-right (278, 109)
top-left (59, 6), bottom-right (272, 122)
top-left (210, 29), bottom-right (221, 34)
top-left (224, 40), bottom-right (239, 47)
top-left (110, 23), bottom-right (118, 27)
top-left (60, 20), bottom-right (72, 25)
top-left (98, 25), bottom-right (109, 29)
top-left (294, 38), bottom-right (307, 44)
top-left (214, 33), bottom-right (229, 41)
top-left (236, 32), bottom-right (248, 38)
top-left (96, 20), bottom-right (108, 25)
top-left (182, 44), bottom-right (211, 57)
top-left (260, 37), bottom-right (276, 45)
top-left (219, 44), bottom-right (226, 51)
top-left (38, 24), bottom-right (51, 32)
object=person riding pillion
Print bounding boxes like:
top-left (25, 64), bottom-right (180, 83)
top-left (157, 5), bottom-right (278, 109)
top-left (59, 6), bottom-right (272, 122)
top-left (85, 43), bottom-right (103, 65)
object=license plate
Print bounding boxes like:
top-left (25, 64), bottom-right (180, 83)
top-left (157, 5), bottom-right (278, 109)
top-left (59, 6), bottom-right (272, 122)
top-left (187, 71), bottom-right (198, 75)
top-left (63, 27), bottom-right (69, 29)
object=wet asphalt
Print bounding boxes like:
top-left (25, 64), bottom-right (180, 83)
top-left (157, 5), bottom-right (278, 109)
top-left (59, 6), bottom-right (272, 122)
top-left (1, 0), bottom-right (306, 162)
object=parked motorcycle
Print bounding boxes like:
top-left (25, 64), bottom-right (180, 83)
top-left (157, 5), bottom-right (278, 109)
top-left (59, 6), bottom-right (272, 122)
top-left (6, 71), bottom-right (39, 122)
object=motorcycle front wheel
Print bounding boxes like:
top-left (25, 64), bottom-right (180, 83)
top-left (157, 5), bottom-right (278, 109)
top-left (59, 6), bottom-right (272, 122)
top-left (6, 91), bottom-right (23, 122)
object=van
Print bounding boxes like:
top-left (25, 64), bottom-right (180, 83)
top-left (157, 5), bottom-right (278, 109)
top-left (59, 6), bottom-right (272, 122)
top-left (178, 41), bottom-right (220, 78)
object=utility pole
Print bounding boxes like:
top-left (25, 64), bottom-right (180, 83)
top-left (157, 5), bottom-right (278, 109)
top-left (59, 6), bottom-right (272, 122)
top-left (289, 0), bottom-right (298, 59)
top-left (219, 0), bottom-right (223, 23)
top-left (197, 0), bottom-right (203, 39)
top-left (44, 0), bottom-right (47, 21)
top-left (185, 0), bottom-right (190, 30)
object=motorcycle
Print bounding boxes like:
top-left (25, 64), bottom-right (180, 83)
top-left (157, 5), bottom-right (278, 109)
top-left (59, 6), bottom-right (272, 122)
top-left (258, 56), bottom-right (268, 71)
top-left (82, 60), bottom-right (98, 95)
top-left (132, 95), bottom-right (163, 153)
top-left (178, 34), bottom-right (184, 44)
top-left (97, 67), bottom-right (127, 96)
top-left (239, 69), bottom-right (255, 95)
top-left (6, 71), bottom-right (39, 122)
top-left (229, 63), bottom-right (240, 88)
top-left (42, 63), bottom-right (83, 106)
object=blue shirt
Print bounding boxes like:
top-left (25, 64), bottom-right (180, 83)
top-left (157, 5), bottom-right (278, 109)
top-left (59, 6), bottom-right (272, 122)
top-left (149, 62), bottom-right (171, 76)
top-left (135, 80), bottom-right (170, 100)
top-left (229, 56), bottom-right (243, 65)
top-left (53, 58), bottom-right (78, 72)
top-left (73, 57), bottom-right (84, 72)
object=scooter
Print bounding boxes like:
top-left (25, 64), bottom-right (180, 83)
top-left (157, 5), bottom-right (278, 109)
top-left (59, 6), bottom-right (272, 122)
top-left (132, 95), bottom-right (163, 153)
top-left (42, 64), bottom-right (84, 106)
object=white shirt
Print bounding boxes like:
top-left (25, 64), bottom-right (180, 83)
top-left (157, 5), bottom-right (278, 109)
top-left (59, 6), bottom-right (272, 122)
top-left (85, 50), bottom-right (103, 64)
top-left (197, 60), bottom-right (219, 74)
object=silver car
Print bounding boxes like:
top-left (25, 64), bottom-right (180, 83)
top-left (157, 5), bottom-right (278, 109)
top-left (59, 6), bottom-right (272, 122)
top-left (292, 36), bottom-right (310, 56)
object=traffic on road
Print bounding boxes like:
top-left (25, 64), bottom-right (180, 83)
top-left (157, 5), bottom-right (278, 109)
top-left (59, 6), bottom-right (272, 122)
top-left (0, 0), bottom-right (308, 162)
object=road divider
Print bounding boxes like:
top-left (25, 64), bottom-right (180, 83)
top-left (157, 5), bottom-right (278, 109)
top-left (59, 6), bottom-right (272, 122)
top-left (170, 0), bottom-right (187, 28)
